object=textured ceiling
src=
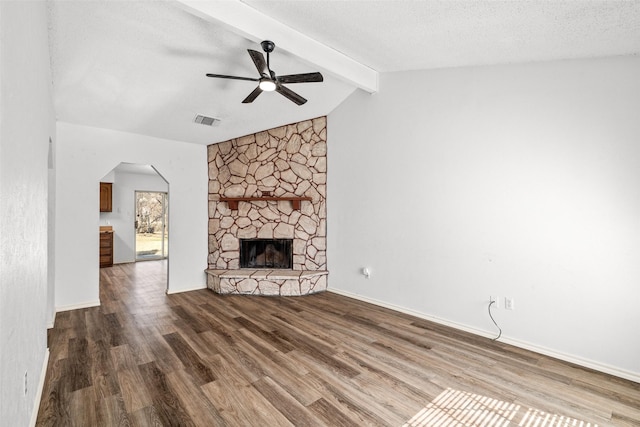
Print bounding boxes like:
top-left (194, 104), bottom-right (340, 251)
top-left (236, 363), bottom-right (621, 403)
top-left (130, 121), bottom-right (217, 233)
top-left (47, 1), bottom-right (355, 145)
top-left (244, 0), bottom-right (640, 72)
top-left (47, 0), bottom-right (640, 146)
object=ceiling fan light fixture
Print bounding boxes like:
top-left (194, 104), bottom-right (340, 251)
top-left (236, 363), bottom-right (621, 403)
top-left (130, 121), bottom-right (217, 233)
top-left (259, 79), bottom-right (276, 92)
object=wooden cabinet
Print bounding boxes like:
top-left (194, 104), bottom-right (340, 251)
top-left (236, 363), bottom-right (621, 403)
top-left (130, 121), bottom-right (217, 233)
top-left (100, 231), bottom-right (113, 268)
top-left (100, 182), bottom-right (112, 212)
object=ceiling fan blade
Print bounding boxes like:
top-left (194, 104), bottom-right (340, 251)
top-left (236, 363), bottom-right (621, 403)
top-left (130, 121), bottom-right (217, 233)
top-left (242, 86), bottom-right (263, 103)
top-left (277, 72), bottom-right (324, 84)
top-left (275, 84), bottom-right (307, 105)
top-left (206, 73), bottom-right (259, 82)
top-left (248, 49), bottom-right (268, 76)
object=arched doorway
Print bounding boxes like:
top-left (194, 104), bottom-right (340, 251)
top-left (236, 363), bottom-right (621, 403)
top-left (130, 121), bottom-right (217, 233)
top-left (99, 162), bottom-right (169, 290)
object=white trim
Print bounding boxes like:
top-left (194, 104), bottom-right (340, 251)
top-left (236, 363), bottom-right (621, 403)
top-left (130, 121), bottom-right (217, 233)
top-left (55, 300), bottom-right (100, 312)
top-left (46, 312), bottom-right (55, 329)
top-left (166, 285), bottom-right (207, 295)
top-left (328, 288), bottom-right (640, 384)
top-left (175, 0), bottom-right (378, 93)
top-left (30, 349), bottom-right (49, 427)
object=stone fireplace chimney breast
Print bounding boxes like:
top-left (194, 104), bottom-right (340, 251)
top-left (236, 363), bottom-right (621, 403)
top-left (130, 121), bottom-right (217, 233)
top-left (205, 117), bottom-right (328, 296)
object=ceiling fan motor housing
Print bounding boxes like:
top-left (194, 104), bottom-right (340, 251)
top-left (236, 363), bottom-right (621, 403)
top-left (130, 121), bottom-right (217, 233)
top-left (261, 40), bottom-right (275, 53)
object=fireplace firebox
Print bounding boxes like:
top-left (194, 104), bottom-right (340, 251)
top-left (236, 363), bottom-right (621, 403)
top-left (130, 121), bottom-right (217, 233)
top-left (239, 238), bottom-right (293, 269)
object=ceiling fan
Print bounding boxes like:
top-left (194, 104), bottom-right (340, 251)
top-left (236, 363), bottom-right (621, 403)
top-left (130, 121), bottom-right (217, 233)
top-left (206, 40), bottom-right (323, 105)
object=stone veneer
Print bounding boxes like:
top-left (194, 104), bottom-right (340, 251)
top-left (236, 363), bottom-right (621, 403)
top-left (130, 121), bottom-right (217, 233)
top-left (207, 116), bottom-right (327, 296)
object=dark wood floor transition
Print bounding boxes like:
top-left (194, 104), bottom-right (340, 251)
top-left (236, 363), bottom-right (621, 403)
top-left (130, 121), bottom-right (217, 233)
top-left (37, 261), bottom-right (639, 426)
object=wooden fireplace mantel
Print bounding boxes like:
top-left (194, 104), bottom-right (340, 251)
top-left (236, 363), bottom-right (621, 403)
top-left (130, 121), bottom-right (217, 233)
top-left (219, 196), bottom-right (312, 211)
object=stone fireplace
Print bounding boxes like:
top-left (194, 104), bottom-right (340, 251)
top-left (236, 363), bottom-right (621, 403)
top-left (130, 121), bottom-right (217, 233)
top-left (239, 238), bottom-right (292, 269)
top-left (205, 117), bottom-right (328, 296)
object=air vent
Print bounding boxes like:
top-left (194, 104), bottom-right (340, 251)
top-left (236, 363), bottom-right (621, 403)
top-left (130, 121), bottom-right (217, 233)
top-left (194, 114), bottom-right (220, 127)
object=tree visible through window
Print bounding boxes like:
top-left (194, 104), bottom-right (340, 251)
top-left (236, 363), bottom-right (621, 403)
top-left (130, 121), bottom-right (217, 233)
top-left (135, 191), bottom-right (168, 260)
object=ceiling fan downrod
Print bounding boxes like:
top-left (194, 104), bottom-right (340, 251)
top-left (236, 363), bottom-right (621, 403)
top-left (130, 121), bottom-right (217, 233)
top-left (261, 40), bottom-right (275, 79)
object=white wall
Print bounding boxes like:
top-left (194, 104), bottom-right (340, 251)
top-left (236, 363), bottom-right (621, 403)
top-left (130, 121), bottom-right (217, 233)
top-left (328, 56), bottom-right (640, 381)
top-left (0, 1), bottom-right (55, 424)
top-left (100, 170), bottom-right (169, 264)
top-left (55, 122), bottom-right (208, 310)
top-left (47, 141), bottom-right (56, 328)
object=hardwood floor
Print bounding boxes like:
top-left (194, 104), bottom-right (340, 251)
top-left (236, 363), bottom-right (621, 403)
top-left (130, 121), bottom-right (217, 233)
top-left (37, 261), bottom-right (639, 426)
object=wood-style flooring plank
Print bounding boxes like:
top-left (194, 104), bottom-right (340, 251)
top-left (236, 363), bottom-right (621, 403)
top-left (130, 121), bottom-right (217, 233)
top-left (307, 397), bottom-right (361, 427)
top-left (232, 328), bottom-right (321, 406)
top-left (36, 260), bottom-right (640, 426)
top-left (252, 376), bottom-right (322, 426)
top-left (35, 358), bottom-right (73, 427)
top-left (95, 394), bottom-right (131, 427)
top-left (162, 332), bottom-right (216, 385)
top-left (67, 337), bottom-right (92, 392)
top-left (165, 368), bottom-right (228, 427)
top-left (116, 366), bottom-right (152, 414)
top-left (201, 355), bottom-right (293, 427)
top-left (302, 369), bottom-right (402, 426)
top-left (68, 386), bottom-right (98, 427)
top-left (137, 361), bottom-right (196, 427)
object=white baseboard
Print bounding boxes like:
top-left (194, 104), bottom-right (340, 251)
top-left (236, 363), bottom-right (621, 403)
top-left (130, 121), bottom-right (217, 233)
top-left (328, 288), bottom-right (640, 384)
top-left (55, 300), bottom-right (100, 312)
top-left (166, 285), bottom-right (207, 295)
top-left (30, 348), bottom-right (49, 427)
top-left (46, 309), bottom-right (56, 329)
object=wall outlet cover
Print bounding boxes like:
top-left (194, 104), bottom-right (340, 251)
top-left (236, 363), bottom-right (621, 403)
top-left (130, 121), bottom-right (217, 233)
top-left (505, 297), bottom-right (515, 310)
top-left (490, 296), bottom-right (499, 308)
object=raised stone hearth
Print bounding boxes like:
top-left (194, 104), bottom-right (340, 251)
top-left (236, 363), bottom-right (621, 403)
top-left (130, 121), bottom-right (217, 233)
top-left (206, 117), bottom-right (327, 296)
top-left (205, 269), bottom-right (328, 296)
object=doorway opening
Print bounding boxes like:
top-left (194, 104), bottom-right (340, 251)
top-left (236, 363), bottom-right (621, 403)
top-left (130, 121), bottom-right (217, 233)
top-left (135, 191), bottom-right (168, 261)
top-left (99, 162), bottom-right (170, 291)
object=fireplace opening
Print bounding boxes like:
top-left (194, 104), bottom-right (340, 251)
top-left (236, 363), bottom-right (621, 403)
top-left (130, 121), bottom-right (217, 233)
top-left (240, 238), bottom-right (293, 269)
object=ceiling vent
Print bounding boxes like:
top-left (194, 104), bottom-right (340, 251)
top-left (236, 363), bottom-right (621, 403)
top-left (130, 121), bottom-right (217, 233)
top-left (194, 114), bottom-right (220, 127)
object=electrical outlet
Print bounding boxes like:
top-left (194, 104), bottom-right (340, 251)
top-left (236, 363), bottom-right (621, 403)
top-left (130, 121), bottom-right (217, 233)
top-left (505, 297), bottom-right (515, 310)
top-left (24, 371), bottom-right (28, 395)
top-left (490, 296), bottom-right (499, 308)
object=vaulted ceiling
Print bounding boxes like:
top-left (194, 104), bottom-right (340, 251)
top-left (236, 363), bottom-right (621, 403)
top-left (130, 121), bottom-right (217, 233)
top-left (47, 0), bottom-right (640, 145)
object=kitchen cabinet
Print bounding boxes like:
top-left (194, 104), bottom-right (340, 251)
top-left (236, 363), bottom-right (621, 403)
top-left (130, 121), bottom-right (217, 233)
top-left (100, 228), bottom-right (113, 267)
top-left (100, 182), bottom-right (112, 212)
